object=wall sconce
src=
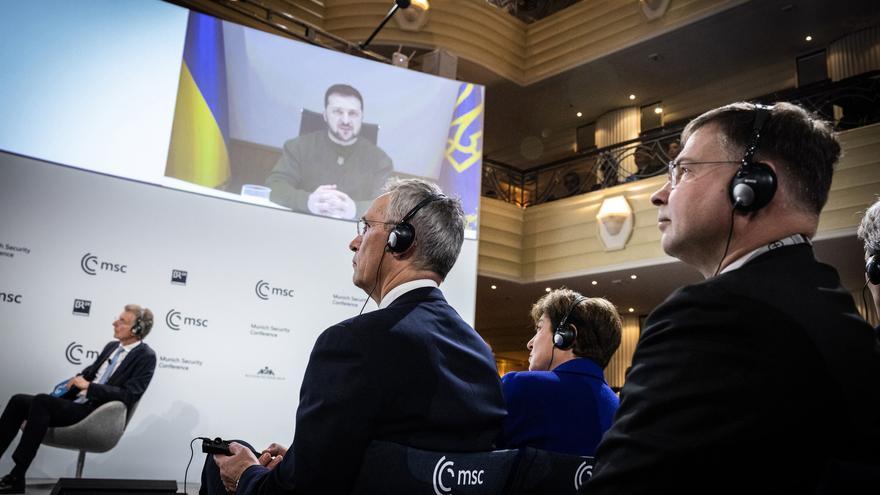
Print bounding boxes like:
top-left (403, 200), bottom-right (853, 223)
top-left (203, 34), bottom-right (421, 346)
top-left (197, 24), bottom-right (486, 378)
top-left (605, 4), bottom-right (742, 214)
top-left (597, 195), bottom-right (634, 251)
top-left (395, 0), bottom-right (430, 31)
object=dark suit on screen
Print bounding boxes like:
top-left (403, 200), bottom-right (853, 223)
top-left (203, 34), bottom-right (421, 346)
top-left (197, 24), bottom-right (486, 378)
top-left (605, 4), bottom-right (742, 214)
top-left (229, 286), bottom-right (505, 495)
top-left (0, 341), bottom-right (156, 477)
top-left (587, 245), bottom-right (880, 493)
top-left (499, 358), bottom-right (618, 456)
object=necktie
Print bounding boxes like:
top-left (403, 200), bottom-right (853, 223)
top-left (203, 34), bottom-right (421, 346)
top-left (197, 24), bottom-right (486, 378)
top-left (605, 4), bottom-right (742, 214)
top-left (74, 346), bottom-right (124, 404)
top-left (95, 346), bottom-right (125, 385)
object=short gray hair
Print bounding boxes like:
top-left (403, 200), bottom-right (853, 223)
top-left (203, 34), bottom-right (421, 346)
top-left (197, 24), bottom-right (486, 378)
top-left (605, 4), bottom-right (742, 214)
top-left (858, 198), bottom-right (880, 256)
top-left (384, 178), bottom-right (464, 278)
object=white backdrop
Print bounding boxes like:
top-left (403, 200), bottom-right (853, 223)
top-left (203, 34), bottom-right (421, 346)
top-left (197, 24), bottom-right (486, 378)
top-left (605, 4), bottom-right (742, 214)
top-left (0, 151), bottom-right (478, 483)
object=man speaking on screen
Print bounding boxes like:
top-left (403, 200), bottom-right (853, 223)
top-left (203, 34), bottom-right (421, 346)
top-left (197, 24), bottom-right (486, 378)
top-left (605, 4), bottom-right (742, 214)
top-left (265, 84), bottom-right (393, 219)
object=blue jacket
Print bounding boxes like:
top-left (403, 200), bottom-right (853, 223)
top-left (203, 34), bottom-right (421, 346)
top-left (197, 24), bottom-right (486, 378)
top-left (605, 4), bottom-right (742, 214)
top-left (500, 358), bottom-right (618, 456)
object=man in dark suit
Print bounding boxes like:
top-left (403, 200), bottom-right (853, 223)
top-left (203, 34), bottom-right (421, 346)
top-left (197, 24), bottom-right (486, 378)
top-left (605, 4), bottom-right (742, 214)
top-left (206, 178), bottom-right (505, 495)
top-left (0, 304), bottom-right (157, 493)
top-left (587, 102), bottom-right (880, 493)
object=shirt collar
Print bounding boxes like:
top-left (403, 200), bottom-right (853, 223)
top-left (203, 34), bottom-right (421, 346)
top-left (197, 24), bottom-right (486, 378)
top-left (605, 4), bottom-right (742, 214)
top-left (379, 279), bottom-right (439, 309)
top-left (720, 234), bottom-right (811, 275)
top-left (119, 340), bottom-right (142, 353)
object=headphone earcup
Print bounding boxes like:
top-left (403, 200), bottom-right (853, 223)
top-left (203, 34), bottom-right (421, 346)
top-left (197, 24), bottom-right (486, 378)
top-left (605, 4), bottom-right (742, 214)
top-left (387, 223), bottom-right (415, 253)
top-left (867, 255), bottom-right (880, 285)
top-left (730, 162), bottom-right (777, 212)
top-left (553, 325), bottom-right (575, 350)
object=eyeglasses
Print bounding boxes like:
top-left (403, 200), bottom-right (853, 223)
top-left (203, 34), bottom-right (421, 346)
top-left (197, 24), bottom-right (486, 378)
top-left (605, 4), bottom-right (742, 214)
top-left (666, 160), bottom-right (740, 188)
top-left (356, 218), bottom-right (397, 236)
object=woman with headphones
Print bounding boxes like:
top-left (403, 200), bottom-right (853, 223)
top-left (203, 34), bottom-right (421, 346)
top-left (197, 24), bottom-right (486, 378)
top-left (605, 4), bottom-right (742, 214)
top-left (498, 288), bottom-right (622, 456)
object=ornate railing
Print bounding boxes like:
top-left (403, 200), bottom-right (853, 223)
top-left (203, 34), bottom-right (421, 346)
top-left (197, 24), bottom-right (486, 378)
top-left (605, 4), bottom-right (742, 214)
top-left (483, 71), bottom-right (880, 207)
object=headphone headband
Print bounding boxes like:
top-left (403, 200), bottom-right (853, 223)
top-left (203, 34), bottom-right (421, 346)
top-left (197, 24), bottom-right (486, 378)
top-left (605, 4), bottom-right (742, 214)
top-left (730, 103), bottom-right (777, 212)
top-left (741, 104), bottom-right (772, 168)
top-left (399, 194), bottom-right (446, 225)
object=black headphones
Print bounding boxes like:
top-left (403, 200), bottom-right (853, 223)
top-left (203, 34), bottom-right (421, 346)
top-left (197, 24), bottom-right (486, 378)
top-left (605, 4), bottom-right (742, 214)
top-left (131, 311), bottom-right (143, 336)
top-left (386, 194), bottom-right (445, 254)
top-left (730, 104), bottom-right (778, 212)
top-left (553, 296), bottom-right (588, 350)
top-left (867, 255), bottom-right (880, 285)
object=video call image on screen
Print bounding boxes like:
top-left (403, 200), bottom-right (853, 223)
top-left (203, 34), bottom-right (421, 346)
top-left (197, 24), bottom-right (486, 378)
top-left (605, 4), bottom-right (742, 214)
top-left (0, 2), bottom-right (484, 235)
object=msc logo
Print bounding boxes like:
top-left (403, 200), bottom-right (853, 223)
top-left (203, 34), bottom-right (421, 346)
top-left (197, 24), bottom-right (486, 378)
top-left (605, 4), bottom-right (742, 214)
top-left (72, 299), bottom-right (92, 316)
top-left (171, 270), bottom-right (188, 285)
top-left (255, 280), bottom-right (295, 301)
top-left (1, 292), bottom-right (22, 304)
top-left (432, 456), bottom-right (484, 495)
top-left (165, 309), bottom-right (208, 331)
top-left (80, 253), bottom-right (127, 276)
top-left (65, 341), bottom-right (99, 365)
top-left (257, 366), bottom-right (275, 376)
top-left (574, 459), bottom-right (594, 491)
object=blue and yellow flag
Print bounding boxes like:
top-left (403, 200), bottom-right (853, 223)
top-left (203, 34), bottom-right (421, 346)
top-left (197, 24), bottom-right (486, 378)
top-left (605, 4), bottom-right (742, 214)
top-left (165, 12), bottom-right (230, 188)
top-left (438, 83), bottom-right (483, 233)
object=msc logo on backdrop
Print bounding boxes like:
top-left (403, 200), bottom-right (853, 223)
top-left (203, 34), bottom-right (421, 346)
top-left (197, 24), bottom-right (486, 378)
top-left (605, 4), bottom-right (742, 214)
top-left (80, 253), bottom-right (127, 276)
top-left (72, 299), bottom-right (92, 316)
top-left (432, 456), bottom-right (485, 495)
top-left (165, 309), bottom-right (209, 331)
top-left (171, 270), bottom-right (188, 285)
top-left (65, 341), bottom-right (100, 365)
top-left (1, 292), bottom-right (22, 304)
top-left (255, 280), bottom-right (295, 301)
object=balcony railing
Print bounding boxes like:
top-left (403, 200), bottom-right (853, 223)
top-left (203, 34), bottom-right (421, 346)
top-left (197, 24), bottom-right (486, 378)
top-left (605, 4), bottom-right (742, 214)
top-left (483, 71), bottom-right (880, 207)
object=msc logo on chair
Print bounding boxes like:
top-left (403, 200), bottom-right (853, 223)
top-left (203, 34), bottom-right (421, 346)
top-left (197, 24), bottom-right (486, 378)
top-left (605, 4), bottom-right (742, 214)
top-left (574, 459), bottom-right (593, 491)
top-left (432, 456), bottom-right (485, 495)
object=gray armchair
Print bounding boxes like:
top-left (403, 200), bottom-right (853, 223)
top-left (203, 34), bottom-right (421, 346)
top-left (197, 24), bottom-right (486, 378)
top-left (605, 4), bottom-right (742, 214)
top-left (40, 400), bottom-right (138, 478)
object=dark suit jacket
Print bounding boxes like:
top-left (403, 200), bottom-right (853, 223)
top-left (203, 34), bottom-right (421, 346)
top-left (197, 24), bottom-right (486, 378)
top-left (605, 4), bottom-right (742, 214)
top-left (500, 358), bottom-right (618, 456)
top-left (587, 245), bottom-right (880, 493)
top-left (237, 287), bottom-right (506, 495)
top-left (62, 340), bottom-right (157, 411)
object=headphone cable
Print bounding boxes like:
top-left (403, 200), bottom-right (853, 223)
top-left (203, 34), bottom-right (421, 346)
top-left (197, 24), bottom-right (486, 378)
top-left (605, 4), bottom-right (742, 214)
top-left (360, 249), bottom-right (387, 315)
top-left (184, 436), bottom-right (212, 495)
top-left (713, 204), bottom-right (739, 277)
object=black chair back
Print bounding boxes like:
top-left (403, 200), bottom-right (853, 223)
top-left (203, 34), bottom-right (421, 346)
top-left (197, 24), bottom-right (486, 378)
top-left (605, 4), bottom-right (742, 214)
top-left (506, 447), bottom-right (595, 495)
top-left (352, 441), bottom-right (519, 495)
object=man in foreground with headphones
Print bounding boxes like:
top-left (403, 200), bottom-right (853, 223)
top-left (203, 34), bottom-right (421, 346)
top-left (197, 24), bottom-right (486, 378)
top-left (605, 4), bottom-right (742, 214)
top-left (0, 304), bottom-right (157, 493)
top-left (857, 197), bottom-right (880, 337)
top-left (587, 102), bottom-right (880, 493)
top-left (499, 289), bottom-right (621, 456)
top-left (207, 178), bottom-right (505, 495)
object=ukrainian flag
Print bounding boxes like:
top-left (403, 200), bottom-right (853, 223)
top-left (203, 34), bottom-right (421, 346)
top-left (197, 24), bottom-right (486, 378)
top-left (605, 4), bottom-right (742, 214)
top-left (438, 83), bottom-right (483, 233)
top-left (165, 12), bottom-right (230, 188)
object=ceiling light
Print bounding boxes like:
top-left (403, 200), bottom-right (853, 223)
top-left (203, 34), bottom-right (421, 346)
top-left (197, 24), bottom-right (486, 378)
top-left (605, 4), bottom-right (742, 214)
top-left (591, 280), bottom-right (598, 286)
top-left (628, 307), bottom-right (635, 313)
top-left (490, 284), bottom-right (497, 290)
top-left (576, 111), bottom-right (582, 117)
top-left (630, 274), bottom-right (637, 280)
top-left (654, 106), bottom-right (663, 114)
top-left (805, 35), bottom-right (813, 42)
top-left (545, 287), bottom-right (552, 292)
top-left (629, 94), bottom-right (636, 100)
